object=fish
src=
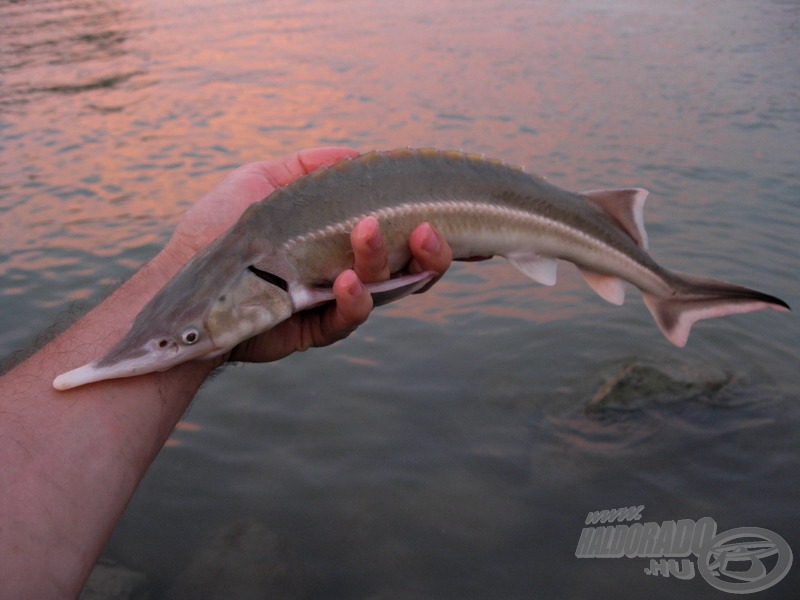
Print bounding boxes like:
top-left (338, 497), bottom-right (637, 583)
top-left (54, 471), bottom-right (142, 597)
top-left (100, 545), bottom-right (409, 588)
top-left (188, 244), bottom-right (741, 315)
top-left (52, 148), bottom-right (790, 391)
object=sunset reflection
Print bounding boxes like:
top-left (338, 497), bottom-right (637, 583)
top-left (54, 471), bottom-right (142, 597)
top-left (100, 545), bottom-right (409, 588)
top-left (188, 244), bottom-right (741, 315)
top-left (164, 419), bottom-right (203, 448)
top-left (2, 0), bottom-right (793, 353)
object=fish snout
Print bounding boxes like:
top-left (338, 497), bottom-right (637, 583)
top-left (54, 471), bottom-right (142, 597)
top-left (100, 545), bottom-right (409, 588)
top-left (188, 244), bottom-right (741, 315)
top-left (52, 335), bottom-right (219, 390)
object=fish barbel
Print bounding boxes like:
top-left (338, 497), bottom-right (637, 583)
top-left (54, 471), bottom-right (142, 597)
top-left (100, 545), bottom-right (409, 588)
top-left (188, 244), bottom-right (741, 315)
top-left (53, 149), bottom-right (789, 390)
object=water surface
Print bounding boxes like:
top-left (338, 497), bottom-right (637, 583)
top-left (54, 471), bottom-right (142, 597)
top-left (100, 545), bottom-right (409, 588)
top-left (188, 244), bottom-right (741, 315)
top-left (1, 0), bottom-right (798, 598)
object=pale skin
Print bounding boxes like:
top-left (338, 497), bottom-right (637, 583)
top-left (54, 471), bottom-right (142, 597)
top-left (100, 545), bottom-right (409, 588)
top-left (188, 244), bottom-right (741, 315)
top-left (0, 147), bottom-right (452, 598)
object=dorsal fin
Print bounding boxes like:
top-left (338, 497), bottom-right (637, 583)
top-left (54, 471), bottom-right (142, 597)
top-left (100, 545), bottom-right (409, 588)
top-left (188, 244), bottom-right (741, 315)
top-left (580, 188), bottom-right (649, 249)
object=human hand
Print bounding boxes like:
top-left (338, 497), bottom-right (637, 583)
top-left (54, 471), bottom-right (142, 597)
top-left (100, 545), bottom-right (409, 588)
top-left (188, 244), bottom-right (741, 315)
top-left (163, 147), bottom-right (361, 265)
top-left (162, 148), bottom-right (452, 364)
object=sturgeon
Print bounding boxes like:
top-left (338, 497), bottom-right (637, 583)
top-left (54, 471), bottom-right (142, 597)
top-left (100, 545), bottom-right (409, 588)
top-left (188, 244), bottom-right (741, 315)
top-left (53, 149), bottom-right (789, 390)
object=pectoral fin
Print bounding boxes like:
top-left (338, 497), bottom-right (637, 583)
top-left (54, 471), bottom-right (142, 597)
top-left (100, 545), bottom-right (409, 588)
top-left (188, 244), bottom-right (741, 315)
top-left (291, 271), bottom-right (438, 311)
top-left (366, 270), bottom-right (438, 306)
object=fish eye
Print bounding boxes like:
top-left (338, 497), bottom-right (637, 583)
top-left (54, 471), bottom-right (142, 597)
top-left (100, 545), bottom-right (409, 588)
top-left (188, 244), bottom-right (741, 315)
top-left (181, 328), bottom-right (200, 345)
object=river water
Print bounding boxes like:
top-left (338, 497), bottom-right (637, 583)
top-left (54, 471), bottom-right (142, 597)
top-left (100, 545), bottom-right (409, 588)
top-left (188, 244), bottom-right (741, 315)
top-left (1, 0), bottom-right (798, 598)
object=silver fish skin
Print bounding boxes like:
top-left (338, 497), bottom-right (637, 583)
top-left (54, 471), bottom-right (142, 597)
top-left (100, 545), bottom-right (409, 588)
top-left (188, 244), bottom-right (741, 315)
top-left (52, 148), bottom-right (789, 390)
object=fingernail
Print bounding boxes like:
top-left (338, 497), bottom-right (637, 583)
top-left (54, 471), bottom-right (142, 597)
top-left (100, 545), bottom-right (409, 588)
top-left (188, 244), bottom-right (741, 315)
top-left (421, 223), bottom-right (441, 254)
top-left (348, 276), bottom-right (365, 298)
top-left (365, 217), bottom-right (383, 251)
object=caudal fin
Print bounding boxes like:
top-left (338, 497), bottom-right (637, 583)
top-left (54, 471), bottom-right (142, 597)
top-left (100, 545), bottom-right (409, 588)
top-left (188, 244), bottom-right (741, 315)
top-left (642, 274), bottom-right (790, 347)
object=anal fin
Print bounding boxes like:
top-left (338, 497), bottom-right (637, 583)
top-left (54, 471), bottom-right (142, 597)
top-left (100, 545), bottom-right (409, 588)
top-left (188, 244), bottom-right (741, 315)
top-left (578, 268), bottom-right (626, 305)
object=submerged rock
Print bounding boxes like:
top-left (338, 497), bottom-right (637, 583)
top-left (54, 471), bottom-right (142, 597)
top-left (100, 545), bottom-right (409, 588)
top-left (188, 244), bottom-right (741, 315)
top-left (586, 362), bottom-right (733, 415)
top-left (164, 520), bottom-right (308, 600)
top-left (79, 560), bottom-right (149, 600)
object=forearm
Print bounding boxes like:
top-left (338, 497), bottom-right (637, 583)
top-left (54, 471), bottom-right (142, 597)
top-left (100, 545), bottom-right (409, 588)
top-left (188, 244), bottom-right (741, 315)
top-left (0, 249), bottom-right (214, 598)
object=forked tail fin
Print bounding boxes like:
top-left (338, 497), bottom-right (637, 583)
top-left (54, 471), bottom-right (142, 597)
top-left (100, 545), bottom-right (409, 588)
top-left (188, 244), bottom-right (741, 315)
top-left (642, 274), bottom-right (790, 347)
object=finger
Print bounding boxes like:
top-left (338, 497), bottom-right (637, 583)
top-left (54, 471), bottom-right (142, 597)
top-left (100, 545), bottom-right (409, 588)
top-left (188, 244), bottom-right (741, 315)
top-left (297, 147), bottom-right (360, 174)
top-left (183, 147), bottom-right (360, 238)
top-left (262, 147), bottom-right (360, 188)
top-left (230, 269), bottom-right (372, 360)
top-left (319, 269), bottom-right (373, 341)
top-left (351, 216), bottom-right (391, 283)
top-left (407, 222), bottom-right (452, 275)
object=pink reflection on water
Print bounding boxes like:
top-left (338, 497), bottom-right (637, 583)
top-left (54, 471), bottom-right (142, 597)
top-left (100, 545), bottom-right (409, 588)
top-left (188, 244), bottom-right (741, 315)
top-left (2, 0), bottom-right (791, 358)
top-left (165, 419), bottom-right (203, 448)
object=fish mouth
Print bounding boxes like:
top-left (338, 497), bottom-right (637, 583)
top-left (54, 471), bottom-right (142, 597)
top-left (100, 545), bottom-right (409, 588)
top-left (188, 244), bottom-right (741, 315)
top-left (53, 339), bottom-right (217, 391)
